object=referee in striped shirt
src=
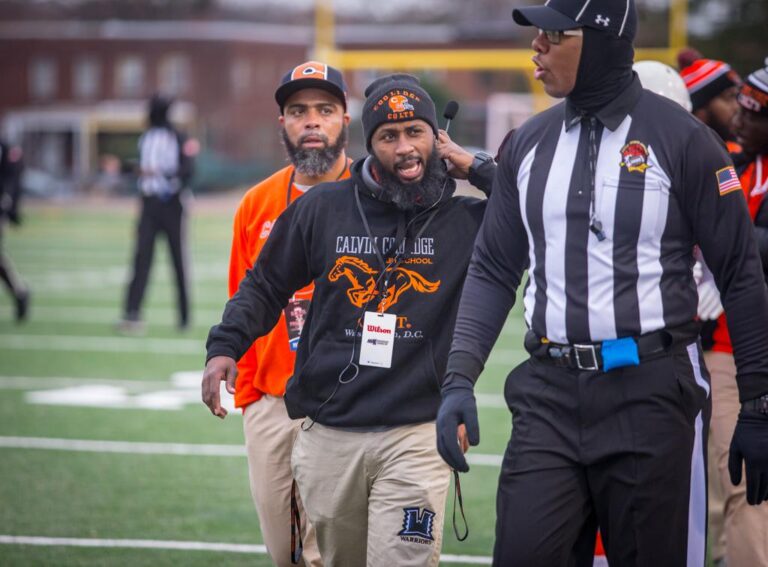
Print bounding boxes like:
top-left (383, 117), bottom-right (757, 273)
top-left (120, 95), bottom-right (193, 333)
top-left (436, 0), bottom-right (768, 565)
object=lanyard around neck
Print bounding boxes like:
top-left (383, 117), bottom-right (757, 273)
top-left (353, 184), bottom-right (441, 272)
top-left (354, 184), bottom-right (406, 270)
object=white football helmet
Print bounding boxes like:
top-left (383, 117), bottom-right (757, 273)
top-left (634, 60), bottom-right (692, 112)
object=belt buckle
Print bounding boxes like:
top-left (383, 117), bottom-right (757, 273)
top-left (573, 344), bottom-right (599, 371)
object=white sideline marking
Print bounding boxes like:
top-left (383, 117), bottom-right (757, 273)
top-left (0, 334), bottom-right (203, 354)
top-left (0, 437), bottom-right (247, 457)
top-left (0, 305), bottom-right (224, 325)
top-left (1, 375), bottom-right (505, 412)
top-left (0, 332), bottom-right (524, 367)
top-left (6, 372), bottom-right (236, 413)
top-left (486, 349), bottom-right (527, 365)
top-left (0, 535), bottom-right (266, 554)
top-left (475, 393), bottom-right (507, 409)
top-left (19, 263), bottom-right (227, 293)
top-left (0, 535), bottom-right (492, 563)
top-left (0, 436), bottom-right (504, 467)
top-left (0, 376), bottom-right (169, 390)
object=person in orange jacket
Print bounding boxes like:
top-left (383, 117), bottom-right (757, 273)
top-left (700, 60), bottom-right (768, 567)
top-left (220, 61), bottom-right (352, 567)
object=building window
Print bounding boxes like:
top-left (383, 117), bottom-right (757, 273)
top-left (30, 57), bottom-right (57, 100)
top-left (230, 58), bottom-right (252, 100)
top-left (115, 56), bottom-right (145, 98)
top-left (158, 54), bottom-right (190, 96)
top-left (73, 57), bottom-right (100, 100)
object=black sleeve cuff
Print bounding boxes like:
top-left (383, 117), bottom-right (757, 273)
top-left (446, 350), bottom-right (485, 384)
top-left (737, 373), bottom-right (768, 403)
top-left (467, 160), bottom-right (496, 196)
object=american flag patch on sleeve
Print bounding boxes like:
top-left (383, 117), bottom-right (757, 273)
top-left (716, 166), bottom-right (742, 196)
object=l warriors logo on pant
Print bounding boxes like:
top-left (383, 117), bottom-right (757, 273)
top-left (328, 256), bottom-right (440, 312)
top-left (397, 507), bottom-right (436, 544)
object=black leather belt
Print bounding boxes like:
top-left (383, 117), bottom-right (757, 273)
top-left (525, 329), bottom-right (673, 371)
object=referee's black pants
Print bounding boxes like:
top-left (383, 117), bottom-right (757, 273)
top-left (124, 193), bottom-right (189, 326)
top-left (493, 341), bottom-right (710, 567)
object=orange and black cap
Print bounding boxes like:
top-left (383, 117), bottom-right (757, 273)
top-left (275, 61), bottom-right (348, 113)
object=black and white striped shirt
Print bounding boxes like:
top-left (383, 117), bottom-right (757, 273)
top-left (138, 127), bottom-right (180, 197)
top-left (449, 76), bottom-right (768, 398)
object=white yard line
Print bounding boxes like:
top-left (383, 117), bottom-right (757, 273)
top-left (0, 375), bottom-right (508, 410)
top-left (0, 376), bottom-right (170, 390)
top-left (0, 535), bottom-right (266, 555)
top-left (485, 349), bottom-right (527, 365)
top-left (0, 333), bottom-right (523, 364)
top-left (12, 262), bottom-right (226, 293)
top-left (0, 535), bottom-right (492, 563)
top-left (0, 436), bottom-right (504, 467)
top-left (0, 305), bottom-right (224, 325)
top-left (0, 334), bottom-right (203, 354)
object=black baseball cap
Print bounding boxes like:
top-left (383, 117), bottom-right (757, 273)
top-left (513, 0), bottom-right (637, 41)
top-left (274, 61), bottom-right (348, 112)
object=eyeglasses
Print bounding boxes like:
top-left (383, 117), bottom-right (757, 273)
top-left (538, 28), bottom-right (583, 45)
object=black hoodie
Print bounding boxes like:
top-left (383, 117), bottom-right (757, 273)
top-left (206, 159), bottom-right (486, 427)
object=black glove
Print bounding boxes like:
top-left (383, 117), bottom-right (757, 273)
top-left (729, 410), bottom-right (768, 505)
top-left (436, 374), bottom-right (479, 473)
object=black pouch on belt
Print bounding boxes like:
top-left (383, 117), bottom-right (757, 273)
top-left (524, 329), bottom-right (549, 357)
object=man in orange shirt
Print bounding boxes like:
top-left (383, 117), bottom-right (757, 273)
top-left (701, 61), bottom-right (768, 567)
top-left (222, 61), bottom-right (351, 567)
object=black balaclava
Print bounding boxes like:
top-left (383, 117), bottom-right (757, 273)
top-left (568, 27), bottom-right (635, 116)
top-left (148, 95), bottom-right (172, 128)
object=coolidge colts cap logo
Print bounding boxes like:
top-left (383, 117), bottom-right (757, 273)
top-left (388, 94), bottom-right (415, 113)
top-left (291, 61), bottom-right (328, 81)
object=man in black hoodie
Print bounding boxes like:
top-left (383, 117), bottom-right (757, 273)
top-left (203, 75), bottom-right (492, 566)
top-left (436, 1), bottom-right (768, 565)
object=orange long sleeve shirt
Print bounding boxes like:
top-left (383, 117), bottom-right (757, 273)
top-left (229, 163), bottom-right (351, 409)
top-left (711, 154), bottom-right (768, 355)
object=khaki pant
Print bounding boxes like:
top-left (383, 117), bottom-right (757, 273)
top-left (705, 351), bottom-right (768, 567)
top-left (291, 421), bottom-right (450, 567)
top-left (707, 433), bottom-right (726, 562)
top-left (243, 395), bottom-right (322, 567)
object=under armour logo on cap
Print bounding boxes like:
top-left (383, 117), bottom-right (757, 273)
top-left (513, 0), bottom-right (637, 41)
top-left (595, 14), bottom-right (610, 27)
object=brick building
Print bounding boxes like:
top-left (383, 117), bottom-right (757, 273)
top-left (0, 13), bottom-right (526, 193)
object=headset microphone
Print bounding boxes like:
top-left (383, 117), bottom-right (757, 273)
top-left (443, 100), bottom-right (459, 133)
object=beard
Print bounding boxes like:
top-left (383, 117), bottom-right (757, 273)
top-left (282, 125), bottom-right (347, 177)
top-left (371, 145), bottom-right (448, 211)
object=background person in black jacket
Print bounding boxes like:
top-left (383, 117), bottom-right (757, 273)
top-left (118, 94), bottom-right (195, 333)
top-left (203, 74), bottom-right (493, 567)
top-left (0, 139), bottom-right (29, 322)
